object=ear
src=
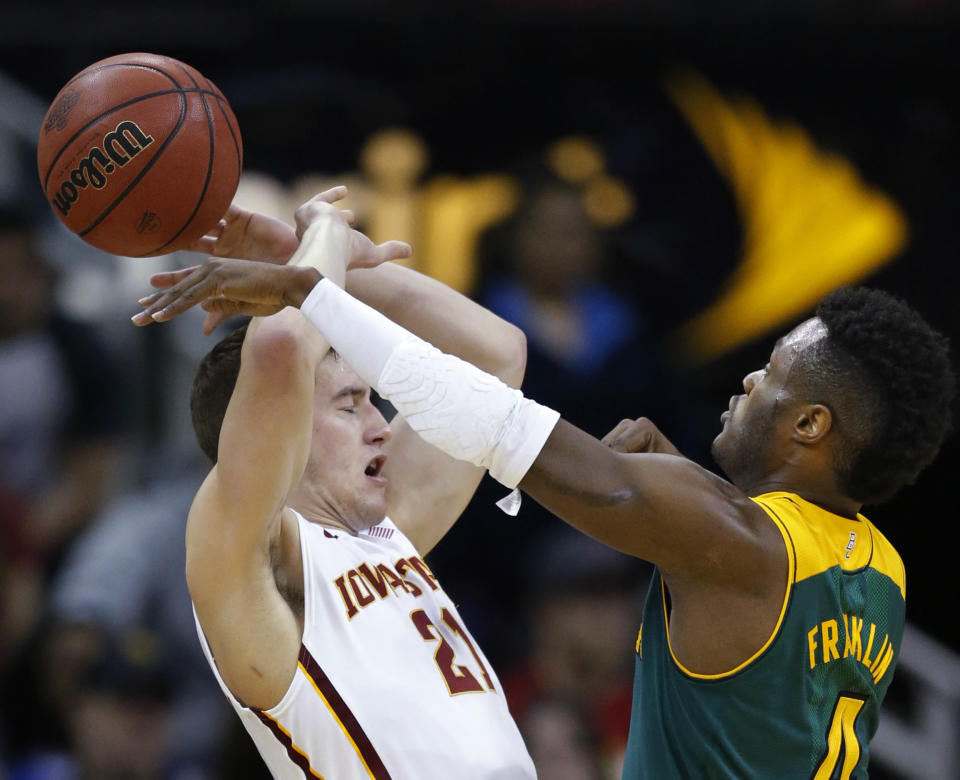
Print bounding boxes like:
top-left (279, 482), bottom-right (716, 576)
top-left (792, 404), bottom-right (833, 445)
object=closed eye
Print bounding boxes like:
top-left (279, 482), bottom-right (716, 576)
top-left (333, 385), bottom-right (367, 413)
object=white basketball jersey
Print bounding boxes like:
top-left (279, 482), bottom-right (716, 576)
top-left (195, 511), bottom-right (536, 779)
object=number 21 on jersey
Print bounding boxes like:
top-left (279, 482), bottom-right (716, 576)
top-left (410, 608), bottom-right (495, 695)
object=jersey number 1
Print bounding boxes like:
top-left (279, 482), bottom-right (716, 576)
top-left (411, 608), bottom-right (495, 695)
top-left (812, 693), bottom-right (867, 780)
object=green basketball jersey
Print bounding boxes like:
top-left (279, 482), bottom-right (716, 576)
top-left (622, 491), bottom-right (906, 779)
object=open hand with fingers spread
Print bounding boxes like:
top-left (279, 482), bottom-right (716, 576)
top-left (131, 259), bottom-right (324, 327)
top-left (133, 186), bottom-right (411, 332)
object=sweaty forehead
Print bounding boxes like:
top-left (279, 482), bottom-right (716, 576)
top-left (316, 352), bottom-right (364, 391)
top-left (776, 317), bottom-right (828, 361)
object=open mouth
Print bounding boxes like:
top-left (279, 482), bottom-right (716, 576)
top-left (364, 455), bottom-right (387, 478)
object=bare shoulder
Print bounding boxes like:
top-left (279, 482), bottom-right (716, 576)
top-left (650, 456), bottom-right (786, 581)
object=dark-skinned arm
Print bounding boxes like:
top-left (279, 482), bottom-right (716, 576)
top-left (522, 419), bottom-right (778, 586)
top-left (132, 251), bottom-right (778, 587)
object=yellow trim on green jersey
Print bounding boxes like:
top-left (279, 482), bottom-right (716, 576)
top-left (868, 522), bottom-right (907, 601)
top-left (626, 491), bottom-right (905, 777)
top-left (662, 501), bottom-right (797, 680)
top-left (753, 492), bottom-right (905, 600)
top-left (661, 491), bottom-right (906, 681)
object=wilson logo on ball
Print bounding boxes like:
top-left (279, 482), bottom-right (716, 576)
top-left (39, 53), bottom-right (243, 256)
top-left (52, 120), bottom-right (154, 215)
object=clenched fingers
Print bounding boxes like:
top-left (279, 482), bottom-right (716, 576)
top-left (601, 419), bottom-right (635, 448)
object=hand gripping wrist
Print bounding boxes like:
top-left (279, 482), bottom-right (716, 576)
top-left (299, 278), bottom-right (559, 488)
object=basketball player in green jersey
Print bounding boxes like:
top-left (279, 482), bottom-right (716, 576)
top-left (134, 198), bottom-right (955, 779)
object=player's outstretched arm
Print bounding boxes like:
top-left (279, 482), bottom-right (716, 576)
top-left (518, 420), bottom-right (780, 585)
top-left (184, 198), bottom-right (351, 711)
top-left (191, 200), bottom-right (351, 530)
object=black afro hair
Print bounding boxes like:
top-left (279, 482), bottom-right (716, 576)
top-left (813, 287), bottom-right (955, 504)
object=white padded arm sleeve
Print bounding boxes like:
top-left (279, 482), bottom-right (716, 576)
top-left (300, 278), bottom-right (559, 488)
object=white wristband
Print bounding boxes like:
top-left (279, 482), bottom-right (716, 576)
top-left (298, 278), bottom-right (559, 488)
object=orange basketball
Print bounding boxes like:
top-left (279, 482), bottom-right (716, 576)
top-left (37, 53), bottom-right (243, 257)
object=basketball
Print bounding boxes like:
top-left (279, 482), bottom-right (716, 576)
top-left (37, 53), bottom-right (243, 257)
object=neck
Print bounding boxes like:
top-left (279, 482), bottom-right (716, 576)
top-left (286, 486), bottom-right (359, 536)
top-left (286, 480), bottom-right (386, 536)
top-left (745, 475), bottom-right (861, 519)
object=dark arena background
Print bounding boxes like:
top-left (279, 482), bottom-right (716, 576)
top-left (0, 2), bottom-right (958, 778)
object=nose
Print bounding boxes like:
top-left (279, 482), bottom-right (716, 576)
top-left (364, 408), bottom-right (392, 445)
top-left (743, 368), bottom-right (764, 394)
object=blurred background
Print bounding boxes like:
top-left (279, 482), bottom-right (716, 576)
top-left (1, 1), bottom-right (958, 778)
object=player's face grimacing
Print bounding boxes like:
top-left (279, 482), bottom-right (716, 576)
top-left (711, 318), bottom-right (828, 489)
top-left (299, 354), bottom-right (392, 533)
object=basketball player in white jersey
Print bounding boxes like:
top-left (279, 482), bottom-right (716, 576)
top-left (136, 188), bottom-right (536, 779)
